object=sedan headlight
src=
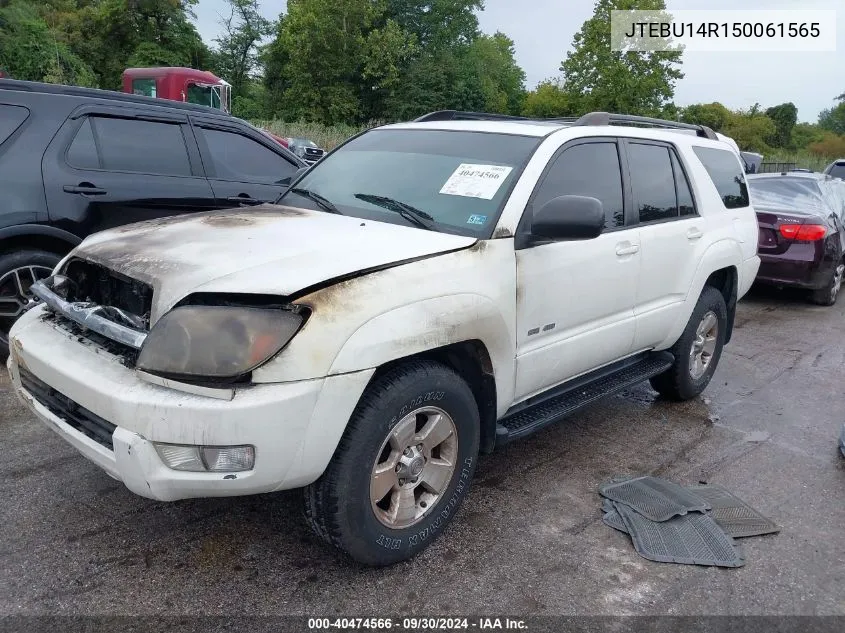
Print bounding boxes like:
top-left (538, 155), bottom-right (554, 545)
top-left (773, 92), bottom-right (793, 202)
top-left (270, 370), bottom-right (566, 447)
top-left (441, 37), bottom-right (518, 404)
top-left (137, 305), bottom-right (304, 379)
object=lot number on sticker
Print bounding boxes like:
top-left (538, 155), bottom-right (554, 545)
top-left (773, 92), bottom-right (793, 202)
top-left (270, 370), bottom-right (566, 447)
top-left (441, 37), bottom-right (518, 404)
top-left (440, 164), bottom-right (513, 200)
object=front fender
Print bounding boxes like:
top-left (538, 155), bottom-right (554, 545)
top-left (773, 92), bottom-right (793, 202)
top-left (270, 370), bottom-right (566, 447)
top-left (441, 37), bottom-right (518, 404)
top-left (329, 294), bottom-right (515, 415)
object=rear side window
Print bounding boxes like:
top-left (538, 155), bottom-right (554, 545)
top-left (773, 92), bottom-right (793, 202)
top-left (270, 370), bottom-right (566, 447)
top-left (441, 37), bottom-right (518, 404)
top-left (533, 142), bottom-right (625, 229)
top-left (66, 119), bottom-right (99, 169)
top-left (628, 143), bottom-right (677, 223)
top-left (89, 117), bottom-right (192, 176)
top-left (693, 146), bottom-right (750, 209)
top-left (671, 152), bottom-right (696, 216)
top-left (828, 163), bottom-right (845, 180)
top-left (199, 128), bottom-right (298, 184)
top-left (0, 104), bottom-right (29, 146)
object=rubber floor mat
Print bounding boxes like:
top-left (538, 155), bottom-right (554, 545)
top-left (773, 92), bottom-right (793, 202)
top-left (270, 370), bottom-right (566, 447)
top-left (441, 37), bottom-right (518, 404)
top-left (688, 484), bottom-right (780, 538)
top-left (602, 507), bottom-right (628, 533)
top-left (614, 502), bottom-right (745, 567)
top-left (599, 476), bottom-right (710, 521)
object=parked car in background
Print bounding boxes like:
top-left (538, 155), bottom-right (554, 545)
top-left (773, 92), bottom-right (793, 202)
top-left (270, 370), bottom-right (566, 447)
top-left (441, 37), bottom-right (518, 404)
top-left (0, 78), bottom-right (306, 358)
top-left (286, 137), bottom-right (326, 165)
top-left (748, 173), bottom-right (845, 305)
top-left (741, 151), bottom-right (763, 174)
top-left (824, 159), bottom-right (845, 180)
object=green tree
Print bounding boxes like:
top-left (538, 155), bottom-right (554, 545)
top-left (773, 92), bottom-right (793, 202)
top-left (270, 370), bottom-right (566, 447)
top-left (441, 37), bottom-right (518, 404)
top-left (680, 102), bottom-right (731, 131)
top-left (560, 0), bottom-right (683, 116)
top-left (722, 109), bottom-right (777, 153)
top-left (214, 0), bottom-right (272, 97)
top-left (764, 102), bottom-right (797, 148)
top-left (0, 0), bottom-right (96, 86)
top-left (791, 122), bottom-right (825, 150)
top-left (465, 32), bottom-right (525, 114)
top-left (819, 94), bottom-right (845, 136)
top-left (522, 79), bottom-right (580, 118)
top-left (385, 0), bottom-right (482, 51)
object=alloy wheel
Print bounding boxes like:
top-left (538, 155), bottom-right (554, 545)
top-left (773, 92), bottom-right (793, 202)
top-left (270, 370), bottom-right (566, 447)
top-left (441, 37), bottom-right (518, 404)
top-left (370, 406), bottom-right (458, 529)
top-left (689, 310), bottom-right (718, 380)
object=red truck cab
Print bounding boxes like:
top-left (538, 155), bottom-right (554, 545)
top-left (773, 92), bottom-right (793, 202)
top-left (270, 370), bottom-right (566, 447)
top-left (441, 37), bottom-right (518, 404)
top-left (122, 67), bottom-right (231, 113)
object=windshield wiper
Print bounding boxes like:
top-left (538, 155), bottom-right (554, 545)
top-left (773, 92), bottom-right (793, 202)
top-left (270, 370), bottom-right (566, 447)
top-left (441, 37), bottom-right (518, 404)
top-left (284, 188), bottom-right (342, 214)
top-left (354, 193), bottom-right (436, 231)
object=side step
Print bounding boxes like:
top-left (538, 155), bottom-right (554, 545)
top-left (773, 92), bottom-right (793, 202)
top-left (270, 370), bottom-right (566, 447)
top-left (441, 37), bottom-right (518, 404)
top-left (496, 351), bottom-right (674, 446)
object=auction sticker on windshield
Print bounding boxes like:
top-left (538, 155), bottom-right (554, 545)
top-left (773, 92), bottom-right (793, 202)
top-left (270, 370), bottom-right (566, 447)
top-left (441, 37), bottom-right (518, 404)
top-left (439, 164), bottom-right (514, 200)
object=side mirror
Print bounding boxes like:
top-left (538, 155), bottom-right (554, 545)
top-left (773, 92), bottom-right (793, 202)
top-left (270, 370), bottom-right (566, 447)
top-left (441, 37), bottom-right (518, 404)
top-left (531, 195), bottom-right (605, 240)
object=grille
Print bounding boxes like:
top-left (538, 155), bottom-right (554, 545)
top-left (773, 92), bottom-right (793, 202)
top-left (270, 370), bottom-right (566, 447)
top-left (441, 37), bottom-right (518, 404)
top-left (18, 367), bottom-right (117, 451)
top-left (63, 258), bottom-right (152, 324)
top-left (45, 312), bottom-right (139, 366)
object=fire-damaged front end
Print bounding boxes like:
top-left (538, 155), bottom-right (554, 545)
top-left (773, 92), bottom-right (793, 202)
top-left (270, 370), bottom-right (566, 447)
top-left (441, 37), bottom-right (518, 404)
top-left (7, 204), bottom-right (487, 501)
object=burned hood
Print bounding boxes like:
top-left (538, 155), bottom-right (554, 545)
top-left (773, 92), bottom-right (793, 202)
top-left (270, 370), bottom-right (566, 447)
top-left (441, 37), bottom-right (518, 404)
top-left (71, 205), bottom-right (477, 323)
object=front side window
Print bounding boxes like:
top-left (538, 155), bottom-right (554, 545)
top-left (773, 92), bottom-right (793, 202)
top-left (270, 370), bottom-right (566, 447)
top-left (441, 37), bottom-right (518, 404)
top-left (532, 142), bottom-right (625, 230)
top-left (628, 143), bottom-right (678, 223)
top-left (279, 129), bottom-right (541, 237)
top-left (90, 117), bottom-right (192, 176)
top-left (200, 128), bottom-right (298, 183)
top-left (187, 83), bottom-right (219, 109)
top-left (693, 146), bottom-right (750, 209)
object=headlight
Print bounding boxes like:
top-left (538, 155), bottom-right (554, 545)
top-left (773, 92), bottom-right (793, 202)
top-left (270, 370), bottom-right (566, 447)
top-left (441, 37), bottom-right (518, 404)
top-left (137, 305), bottom-right (304, 379)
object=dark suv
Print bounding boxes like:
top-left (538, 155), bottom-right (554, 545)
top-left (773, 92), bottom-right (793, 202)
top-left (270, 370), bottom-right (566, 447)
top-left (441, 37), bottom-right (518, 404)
top-left (0, 79), bottom-right (306, 356)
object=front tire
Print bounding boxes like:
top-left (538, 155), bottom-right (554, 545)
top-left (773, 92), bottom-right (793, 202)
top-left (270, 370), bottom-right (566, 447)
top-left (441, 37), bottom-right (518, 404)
top-left (304, 361), bottom-right (480, 566)
top-left (650, 286), bottom-right (727, 401)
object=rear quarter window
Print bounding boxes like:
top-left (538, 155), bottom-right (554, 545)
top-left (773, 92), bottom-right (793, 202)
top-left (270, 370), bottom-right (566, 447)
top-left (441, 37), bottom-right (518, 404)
top-left (692, 146), bottom-right (750, 209)
top-left (0, 104), bottom-right (29, 146)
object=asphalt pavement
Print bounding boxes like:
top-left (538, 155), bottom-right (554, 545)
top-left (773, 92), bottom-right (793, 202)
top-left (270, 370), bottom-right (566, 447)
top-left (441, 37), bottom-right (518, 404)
top-left (1, 285), bottom-right (843, 618)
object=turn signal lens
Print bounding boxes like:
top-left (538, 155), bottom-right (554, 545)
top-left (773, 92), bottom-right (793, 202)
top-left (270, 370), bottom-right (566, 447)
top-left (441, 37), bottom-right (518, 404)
top-left (779, 224), bottom-right (826, 241)
top-left (154, 443), bottom-right (255, 472)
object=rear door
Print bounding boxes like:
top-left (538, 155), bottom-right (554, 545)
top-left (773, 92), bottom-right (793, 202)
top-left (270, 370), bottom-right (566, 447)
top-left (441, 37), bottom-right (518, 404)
top-left (623, 140), bottom-right (707, 350)
top-left (42, 106), bottom-right (217, 235)
top-left (191, 118), bottom-right (301, 207)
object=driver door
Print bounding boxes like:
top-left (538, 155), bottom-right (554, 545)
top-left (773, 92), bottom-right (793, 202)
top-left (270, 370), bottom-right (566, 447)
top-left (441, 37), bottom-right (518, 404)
top-left (513, 138), bottom-right (641, 401)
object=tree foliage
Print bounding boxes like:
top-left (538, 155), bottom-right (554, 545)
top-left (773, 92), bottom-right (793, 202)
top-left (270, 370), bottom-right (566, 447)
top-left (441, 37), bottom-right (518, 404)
top-left (559, 0), bottom-right (682, 117)
top-left (764, 103), bottom-right (798, 149)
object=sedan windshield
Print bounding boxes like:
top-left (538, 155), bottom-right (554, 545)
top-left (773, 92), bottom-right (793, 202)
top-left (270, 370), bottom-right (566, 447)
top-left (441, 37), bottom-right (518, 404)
top-left (277, 129), bottom-right (541, 237)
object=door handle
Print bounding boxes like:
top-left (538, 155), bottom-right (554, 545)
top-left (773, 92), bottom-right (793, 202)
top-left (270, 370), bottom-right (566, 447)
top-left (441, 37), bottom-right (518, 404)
top-left (227, 195), bottom-right (261, 206)
top-left (686, 227), bottom-right (704, 240)
top-left (615, 242), bottom-right (640, 256)
top-left (63, 184), bottom-right (107, 195)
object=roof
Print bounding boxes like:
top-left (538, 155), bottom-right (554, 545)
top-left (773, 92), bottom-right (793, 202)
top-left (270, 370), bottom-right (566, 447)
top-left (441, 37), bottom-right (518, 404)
top-left (0, 78), bottom-right (231, 116)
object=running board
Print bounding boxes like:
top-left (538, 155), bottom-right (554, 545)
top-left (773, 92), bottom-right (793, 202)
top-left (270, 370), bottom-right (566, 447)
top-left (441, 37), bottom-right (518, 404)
top-left (496, 351), bottom-right (674, 446)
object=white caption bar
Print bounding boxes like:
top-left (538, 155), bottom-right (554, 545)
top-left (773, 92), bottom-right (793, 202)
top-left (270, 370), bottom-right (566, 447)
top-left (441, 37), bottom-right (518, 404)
top-left (611, 10), bottom-right (837, 52)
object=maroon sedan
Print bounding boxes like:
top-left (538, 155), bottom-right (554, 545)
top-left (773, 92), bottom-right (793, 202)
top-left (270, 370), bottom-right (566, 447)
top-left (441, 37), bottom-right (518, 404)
top-left (749, 173), bottom-right (845, 305)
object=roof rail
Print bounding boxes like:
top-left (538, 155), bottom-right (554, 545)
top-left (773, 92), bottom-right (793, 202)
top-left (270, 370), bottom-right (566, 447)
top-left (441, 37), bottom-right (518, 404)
top-left (412, 109), bottom-right (719, 140)
top-left (0, 78), bottom-right (231, 116)
top-left (572, 111), bottom-right (718, 140)
top-left (414, 110), bottom-right (531, 123)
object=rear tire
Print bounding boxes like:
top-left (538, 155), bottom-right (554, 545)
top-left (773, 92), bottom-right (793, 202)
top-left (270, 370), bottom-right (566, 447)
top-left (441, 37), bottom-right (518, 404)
top-left (304, 361), bottom-right (480, 566)
top-left (0, 249), bottom-right (62, 360)
top-left (809, 261), bottom-right (844, 306)
top-left (650, 286), bottom-right (727, 401)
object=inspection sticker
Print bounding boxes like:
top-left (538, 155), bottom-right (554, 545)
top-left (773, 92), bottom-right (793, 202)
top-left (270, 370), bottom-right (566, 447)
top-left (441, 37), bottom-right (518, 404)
top-left (439, 163), bottom-right (513, 200)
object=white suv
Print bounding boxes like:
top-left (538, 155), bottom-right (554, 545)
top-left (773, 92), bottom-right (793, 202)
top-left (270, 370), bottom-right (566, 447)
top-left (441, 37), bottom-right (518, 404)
top-left (7, 110), bottom-right (760, 565)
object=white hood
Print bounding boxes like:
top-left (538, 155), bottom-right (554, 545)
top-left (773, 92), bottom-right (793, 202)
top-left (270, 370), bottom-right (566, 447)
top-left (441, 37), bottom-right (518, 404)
top-left (73, 205), bottom-right (477, 322)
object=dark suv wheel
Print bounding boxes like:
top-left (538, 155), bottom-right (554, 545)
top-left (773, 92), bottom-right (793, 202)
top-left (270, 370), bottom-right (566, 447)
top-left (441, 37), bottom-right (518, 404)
top-left (0, 250), bottom-right (61, 359)
top-left (304, 361), bottom-right (480, 566)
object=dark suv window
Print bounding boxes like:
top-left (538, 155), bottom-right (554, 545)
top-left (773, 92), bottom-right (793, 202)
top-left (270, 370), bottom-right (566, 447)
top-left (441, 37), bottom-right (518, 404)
top-left (693, 146), bottom-right (750, 208)
top-left (67, 116), bottom-right (192, 176)
top-left (628, 143), bottom-right (678, 223)
top-left (0, 104), bottom-right (29, 146)
top-left (199, 128), bottom-right (297, 184)
top-left (827, 162), bottom-right (845, 180)
top-left (533, 142), bottom-right (625, 229)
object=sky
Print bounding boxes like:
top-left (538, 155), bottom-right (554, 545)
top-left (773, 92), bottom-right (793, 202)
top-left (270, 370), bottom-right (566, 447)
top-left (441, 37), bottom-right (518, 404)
top-left (192, 0), bottom-right (845, 123)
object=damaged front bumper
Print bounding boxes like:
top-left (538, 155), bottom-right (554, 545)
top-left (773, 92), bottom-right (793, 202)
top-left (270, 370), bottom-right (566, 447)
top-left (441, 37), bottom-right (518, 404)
top-left (7, 306), bottom-right (373, 501)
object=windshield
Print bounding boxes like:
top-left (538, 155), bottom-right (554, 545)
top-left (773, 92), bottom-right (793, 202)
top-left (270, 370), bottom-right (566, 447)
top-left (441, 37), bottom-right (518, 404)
top-left (186, 83), bottom-right (221, 109)
top-left (278, 129), bottom-right (541, 238)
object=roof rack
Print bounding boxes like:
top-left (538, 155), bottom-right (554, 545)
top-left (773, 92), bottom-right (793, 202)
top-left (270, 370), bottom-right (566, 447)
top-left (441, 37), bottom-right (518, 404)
top-left (413, 109), bottom-right (718, 140)
top-left (0, 78), bottom-right (230, 116)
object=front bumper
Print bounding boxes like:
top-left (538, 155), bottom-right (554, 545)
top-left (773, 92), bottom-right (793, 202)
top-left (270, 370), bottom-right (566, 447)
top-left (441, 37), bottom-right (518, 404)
top-left (7, 307), bottom-right (374, 501)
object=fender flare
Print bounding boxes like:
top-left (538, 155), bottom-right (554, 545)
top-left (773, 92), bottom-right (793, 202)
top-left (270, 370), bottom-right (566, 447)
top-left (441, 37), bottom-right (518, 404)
top-left (0, 224), bottom-right (82, 249)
